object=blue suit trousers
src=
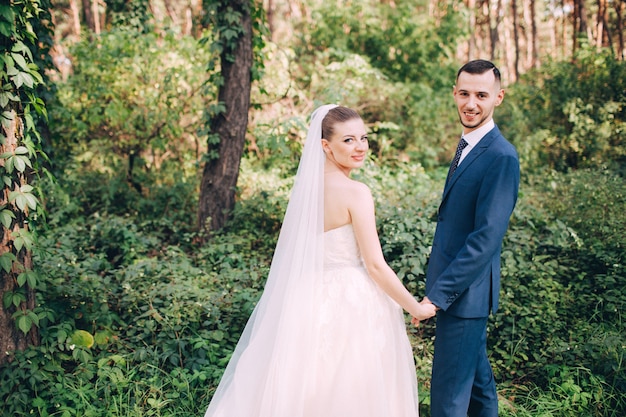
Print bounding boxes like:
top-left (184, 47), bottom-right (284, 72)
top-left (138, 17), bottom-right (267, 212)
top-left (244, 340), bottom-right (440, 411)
top-left (430, 312), bottom-right (498, 417)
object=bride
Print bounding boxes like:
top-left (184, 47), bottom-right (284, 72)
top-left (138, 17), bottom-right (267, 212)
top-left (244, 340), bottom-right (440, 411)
top-left (204, 104), bottom-right (436, 417)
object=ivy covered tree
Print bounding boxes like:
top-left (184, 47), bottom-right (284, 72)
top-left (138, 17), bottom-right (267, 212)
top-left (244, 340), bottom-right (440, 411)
top-left (197, 0), bottom-right (266, 232)
top-left (0, 0), bottom-right (52, 364)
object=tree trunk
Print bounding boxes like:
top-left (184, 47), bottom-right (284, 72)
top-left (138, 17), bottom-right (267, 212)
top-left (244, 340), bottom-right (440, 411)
top-left (82, 0), bottom-right (96, 31)
top-left (267, 0), bottom-right (275, 40)
top-left (573, 0), bottom-right (590, 54)
top-left (562, 0), bottom-right (567, 57)
top-left (490, 0), bottom-right (503, 61)
top-left (530, 0), bottom-right (538, 68)
top-left (616, 0), bottom-right (625, 60)
top-left (511, 0), bottom-right (520, 81)
top-left (0, 111), bottom-right (38, 366)
top-left (197, 0), bottom-right (253, 232)
top-left (467, 0), bottom-right (476, 60)
top-left (596, 0), bottom-right (606, 49)
top-left (69, 0), bottom-right (81, 38)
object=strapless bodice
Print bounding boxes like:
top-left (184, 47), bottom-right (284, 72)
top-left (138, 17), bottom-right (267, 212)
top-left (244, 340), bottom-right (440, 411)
top-left (324, 224), bottom-right (363, 270)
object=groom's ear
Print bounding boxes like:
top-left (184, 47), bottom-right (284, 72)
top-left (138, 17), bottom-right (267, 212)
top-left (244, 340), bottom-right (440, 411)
top-left (495, 89), bottom-right (505, 106)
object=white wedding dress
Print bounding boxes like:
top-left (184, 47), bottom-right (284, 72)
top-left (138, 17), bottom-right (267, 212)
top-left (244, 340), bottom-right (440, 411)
top-left (205, 223), bottom-right (420, 417)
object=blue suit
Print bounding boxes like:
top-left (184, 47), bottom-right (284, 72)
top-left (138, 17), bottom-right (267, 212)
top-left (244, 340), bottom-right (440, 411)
top-left (426, 125), bottom-right (519, 417)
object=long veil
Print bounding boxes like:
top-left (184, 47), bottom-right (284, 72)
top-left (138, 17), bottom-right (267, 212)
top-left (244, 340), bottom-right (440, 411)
top-left (204, 104), bottom-right (338, 417)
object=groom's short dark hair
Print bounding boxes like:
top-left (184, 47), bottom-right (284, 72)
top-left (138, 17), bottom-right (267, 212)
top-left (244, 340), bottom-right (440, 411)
top-left (457, 59), bottom-right (501, 84)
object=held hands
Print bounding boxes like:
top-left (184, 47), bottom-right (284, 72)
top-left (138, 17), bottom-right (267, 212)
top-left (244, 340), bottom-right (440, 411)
top-left (410, 298), bottom-right (437, 327)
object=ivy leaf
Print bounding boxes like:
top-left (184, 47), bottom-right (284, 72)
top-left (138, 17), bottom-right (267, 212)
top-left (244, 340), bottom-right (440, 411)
top-left (1, 110), bottom-right (14, 121)
top-left (0, 92), bottom-right (9, 108)
top-left (13, 228), bottom-right (34, 252)
top-left (0, 208), bottom-right (15, 228)
top-left (2, 291), bottom-right (12, 309)
top-left (0, 252), bottom-right (16, 273)
top-left (10, 52), bottom-right (28, 71)
top-left (8, 185), bottom-right (38, 211)
top-left (5, 290), bottom-right (26, 308)
top-left (0, 21), bottom-right (13, 38)
top-left (14, 155), bottom-right (32, 172)
top-left (26, 270), bottom-right (38, 287)
top-left (15, 311), bottom-right (34, 334)
top-left (14, 155), bottom-right (26, 172)
top-left (12, 41), bottom-right (33, 61)
top-left (0, 6), bottom-right (16, 36)
top-left (2, 154), bottom-right (14, 173)
top-left (18, 183), bottom-right (32, 193)
top-left (11, 72), bottom-right (35, 89)
top-left (28, 65), bottom-right (43, 84)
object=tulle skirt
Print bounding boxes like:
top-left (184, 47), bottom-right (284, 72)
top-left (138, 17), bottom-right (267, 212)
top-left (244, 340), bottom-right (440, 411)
top-left (205, 262), bottom-right (419, 417)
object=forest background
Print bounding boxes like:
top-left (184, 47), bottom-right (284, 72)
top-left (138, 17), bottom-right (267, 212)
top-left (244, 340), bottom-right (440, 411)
top-left (1, 0), bottom-right (625, 416)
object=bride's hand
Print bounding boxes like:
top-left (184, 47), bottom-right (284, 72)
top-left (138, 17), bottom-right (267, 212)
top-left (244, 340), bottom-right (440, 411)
top-left (412, 302), bottom-right (437, 323)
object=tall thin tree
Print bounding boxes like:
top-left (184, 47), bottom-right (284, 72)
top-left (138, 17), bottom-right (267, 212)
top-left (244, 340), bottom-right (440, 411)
top-left (616, 0), bottom-right (625, 60)
top-left (511, 0), bottom-right (520, 80)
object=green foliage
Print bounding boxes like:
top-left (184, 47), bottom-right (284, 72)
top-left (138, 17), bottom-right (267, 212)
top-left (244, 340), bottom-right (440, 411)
top-left (500, 365), bottom-right (624, 417)
top-left (0, 216), bottom-right (262, 414)
top-left (105, 0), bottom-right (152, 32)
top-left (289, 0), bottom-right (463, 168)
top-left (491, 198), bottom-right (581, 381)
top-left (502, 48), bottom-right (626, 172)
top-left (247, 113), bottom-right (309, 174)
top-left (299, 0), bottom-right (462, 87)
top-left (488, 169), bottom-right (626, 416)
top-left (366, 161), bottom-right (439, 290)
top-left (4, 1), bottom-right (626, 414)
top-left (51, 29), bottom-right (212, 185)
top-left (0, 0), bottom-right (52, 337)
top-left (3, 153), bottom-right (626, 416)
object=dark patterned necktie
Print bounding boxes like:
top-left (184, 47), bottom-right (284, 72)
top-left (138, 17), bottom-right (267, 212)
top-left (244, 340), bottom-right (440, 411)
top-left (449, 137), bottom-right (468, 177)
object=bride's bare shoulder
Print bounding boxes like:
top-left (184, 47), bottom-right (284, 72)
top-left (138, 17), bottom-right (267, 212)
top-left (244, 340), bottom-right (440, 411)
top-left (328, 176), bottom-right (371, 200)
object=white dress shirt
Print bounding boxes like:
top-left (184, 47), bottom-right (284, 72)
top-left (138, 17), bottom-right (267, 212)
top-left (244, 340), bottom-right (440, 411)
top-left (458, 119), bottom-right (495, 166)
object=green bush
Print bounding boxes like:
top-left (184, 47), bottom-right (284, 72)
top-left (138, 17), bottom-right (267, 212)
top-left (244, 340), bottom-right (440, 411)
top-left (503, 48), bottom-right (626, 172)
top-left (4, 160), bottom-right (625, 416)
top-left (490, 168), bottom-right (626, 416)
top-left (49, 28), bottom-right (212, 188)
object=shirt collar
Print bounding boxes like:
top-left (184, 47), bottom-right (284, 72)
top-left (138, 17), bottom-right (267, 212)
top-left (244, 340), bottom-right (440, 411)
top-left (462, 119), bottom-right (495, 147)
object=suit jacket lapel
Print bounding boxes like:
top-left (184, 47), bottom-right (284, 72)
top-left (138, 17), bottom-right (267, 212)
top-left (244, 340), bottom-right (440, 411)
top-left (440, 127), bottom-right (500, 209)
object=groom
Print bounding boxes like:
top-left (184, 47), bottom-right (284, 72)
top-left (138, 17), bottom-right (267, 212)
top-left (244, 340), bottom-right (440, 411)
top-left (421, 60), bottom-right (520, 417)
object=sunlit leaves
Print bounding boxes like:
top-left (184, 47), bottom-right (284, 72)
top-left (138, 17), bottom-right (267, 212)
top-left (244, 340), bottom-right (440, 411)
top-left (0, 0), bottom-right (52, 346)
top-left (8, 184), bottom-right (38, 211)
top-left (12, 228), bottom-right (34, 252)
top-left (1, 145), bottom-right (32, 173)
top-left (0, 206), bottom-right (15, 228)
